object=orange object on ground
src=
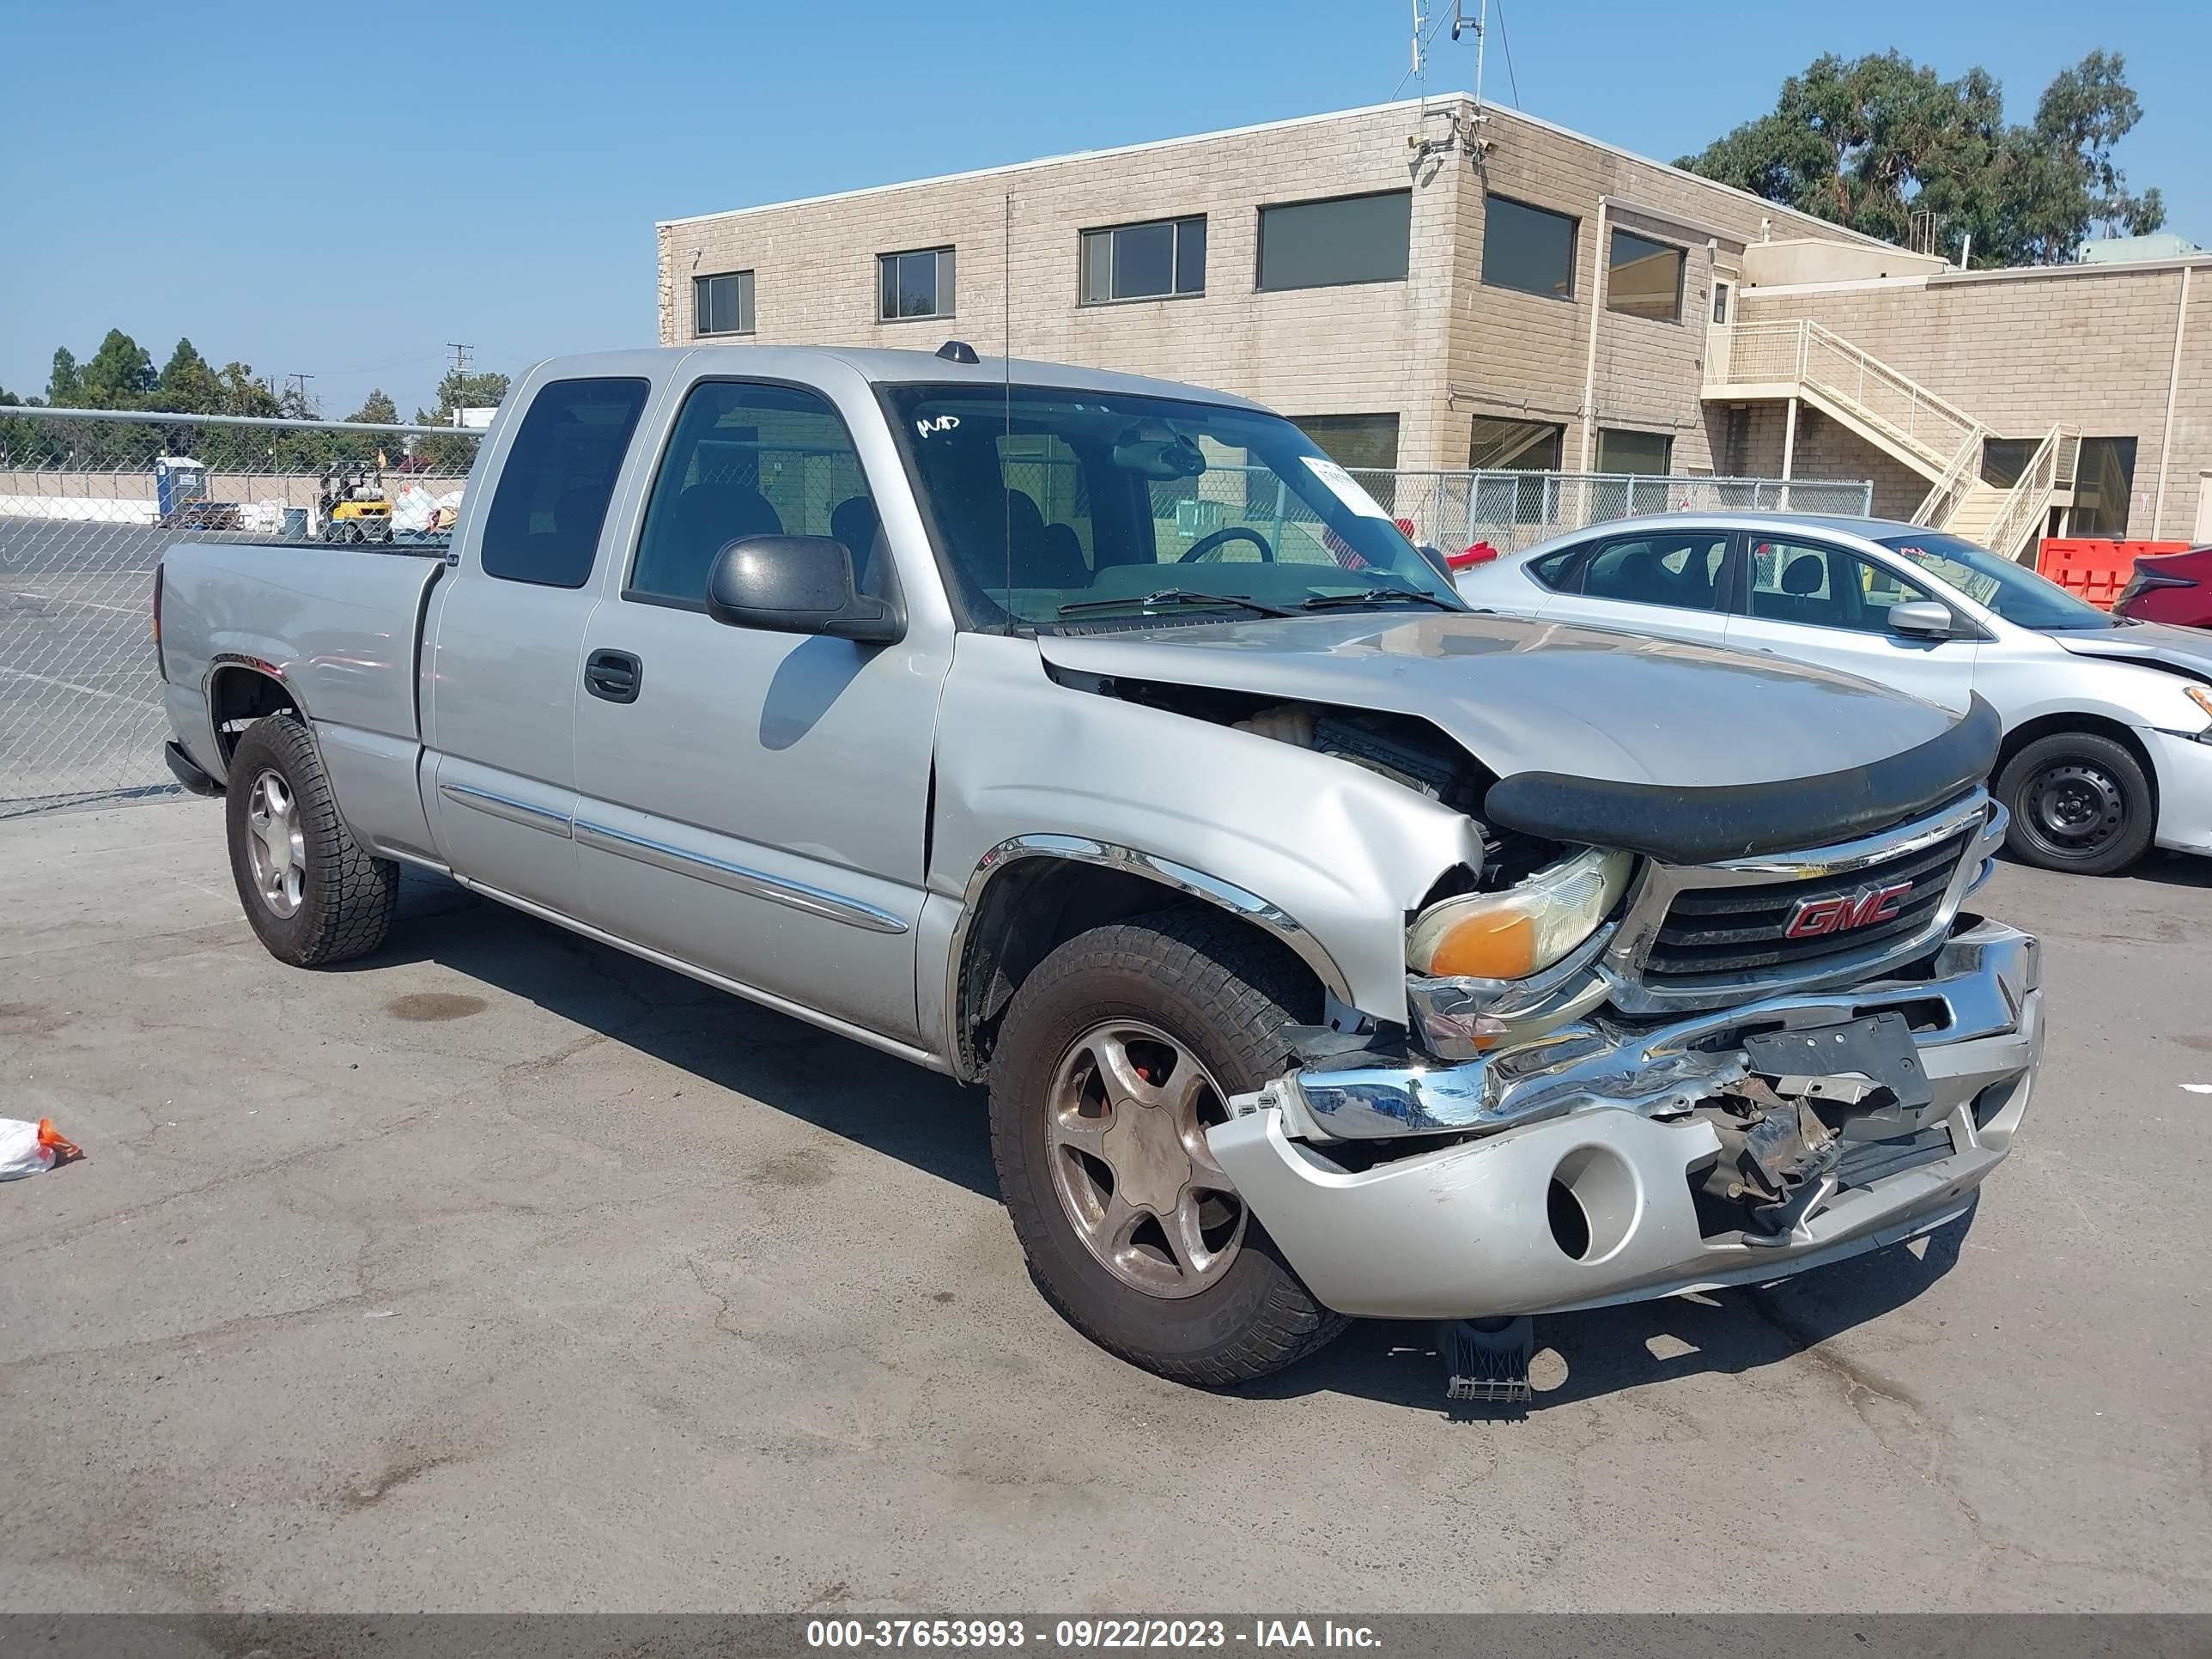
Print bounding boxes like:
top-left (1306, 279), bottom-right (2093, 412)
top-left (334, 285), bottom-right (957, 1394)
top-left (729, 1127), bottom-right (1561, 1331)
top-left (1, 1115), bottom-right (83, 1179)
top-left (2038, 539), bottom-right (2191, 610)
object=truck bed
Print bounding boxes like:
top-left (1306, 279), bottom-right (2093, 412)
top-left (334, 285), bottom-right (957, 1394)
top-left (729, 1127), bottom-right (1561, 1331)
top-left (160, 538), bottom-right (447, 800)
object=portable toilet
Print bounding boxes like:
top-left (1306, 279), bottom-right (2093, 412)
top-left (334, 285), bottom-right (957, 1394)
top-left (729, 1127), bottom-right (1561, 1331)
top-left (154, 457), bottom-right (209, 519)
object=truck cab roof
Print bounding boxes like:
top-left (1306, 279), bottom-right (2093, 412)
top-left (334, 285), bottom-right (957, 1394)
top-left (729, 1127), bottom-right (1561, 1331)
top-left (526, 343), bottom-right (1271, 412)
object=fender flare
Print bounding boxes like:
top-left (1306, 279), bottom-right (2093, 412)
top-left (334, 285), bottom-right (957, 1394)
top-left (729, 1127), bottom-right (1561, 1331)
top-left (944, 834), bottom-right (1359, 1080)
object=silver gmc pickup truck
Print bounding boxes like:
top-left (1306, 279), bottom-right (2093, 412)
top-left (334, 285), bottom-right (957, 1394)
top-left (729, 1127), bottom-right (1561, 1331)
top-left (155, 345), bottom-right (2042, 1394)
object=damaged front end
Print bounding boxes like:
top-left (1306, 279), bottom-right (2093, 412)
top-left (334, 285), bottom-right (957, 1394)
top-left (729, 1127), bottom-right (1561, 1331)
top-left (1212, 794), bottom-right (2041, 1322)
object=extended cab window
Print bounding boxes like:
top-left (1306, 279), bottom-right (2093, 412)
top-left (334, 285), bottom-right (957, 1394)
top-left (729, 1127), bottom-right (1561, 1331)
top-left (1749, 539), bottom-right (1935, 634)
top-left (1577, 532), bottom-right (1729, 611)
top-left (629, 380), bottom-right (879, 607)
top-left (479, 378), bottom-right (648, 588)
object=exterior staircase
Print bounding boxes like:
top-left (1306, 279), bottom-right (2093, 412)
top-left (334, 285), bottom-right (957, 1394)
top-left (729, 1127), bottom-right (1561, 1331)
top-left (1705, 317), bottom-right (2077, 562)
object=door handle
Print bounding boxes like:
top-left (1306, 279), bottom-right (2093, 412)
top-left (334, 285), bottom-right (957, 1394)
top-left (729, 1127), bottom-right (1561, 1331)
top-left (584, 648), bottom-right (642, 704)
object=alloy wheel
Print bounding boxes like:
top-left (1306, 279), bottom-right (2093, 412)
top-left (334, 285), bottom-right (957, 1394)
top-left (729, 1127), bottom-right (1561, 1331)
top-left (245, 769), bottom-right (306, 917)
top-left (1044, 1019), bottom-right (1246, 1300)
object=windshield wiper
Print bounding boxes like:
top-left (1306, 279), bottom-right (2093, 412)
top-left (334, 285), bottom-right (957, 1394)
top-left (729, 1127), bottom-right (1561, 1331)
top-left (1056, 588), bottom-right (1296, 619)
top-left (1298, 586), bottom-right (1461, 612)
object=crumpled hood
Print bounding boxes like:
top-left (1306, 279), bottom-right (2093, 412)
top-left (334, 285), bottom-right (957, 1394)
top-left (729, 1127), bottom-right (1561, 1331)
top-left (1038, 610), bottom-right (1960, 787)
top-left (2051, 621), bottom-right (2212, 683)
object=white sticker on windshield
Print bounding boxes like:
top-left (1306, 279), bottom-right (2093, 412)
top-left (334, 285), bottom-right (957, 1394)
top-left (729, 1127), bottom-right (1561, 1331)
top-left (1302, 454), bottom-right (1394, 521)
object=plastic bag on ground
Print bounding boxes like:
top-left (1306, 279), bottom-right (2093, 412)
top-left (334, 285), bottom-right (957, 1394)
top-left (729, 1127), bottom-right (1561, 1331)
top-left (0, 1117), bottom-right (82, 1180)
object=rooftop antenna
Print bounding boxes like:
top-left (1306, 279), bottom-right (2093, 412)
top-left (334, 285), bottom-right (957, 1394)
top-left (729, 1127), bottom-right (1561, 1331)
top-left (1453, 0), bottom-right (1488, 120)
top-left (1407, 0), bottom-right (1481, 157)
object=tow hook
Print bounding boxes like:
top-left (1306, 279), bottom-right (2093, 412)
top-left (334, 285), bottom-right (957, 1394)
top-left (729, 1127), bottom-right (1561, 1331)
top-left (1439, 1315), bottom-right (1534, 1407)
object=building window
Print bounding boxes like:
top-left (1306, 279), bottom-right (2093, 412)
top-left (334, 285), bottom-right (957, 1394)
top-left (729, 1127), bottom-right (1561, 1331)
top-left (693, 270), bottom-right (755, 337)
top-left (878, 247), bottom-right (956, 321)
top-left (1596, 428), bottom-right (1674, 476)
top-left (1980, 438), bottom-right (2035, 488)
top-left (1288, 413), bottom-right (1400, 471)
top-left (1481, 195), bottom-right (1577, 301)
top-left (1256, 191), bottom-right (1411, 291)
top-left (2071, 436), bottom-right (2138, 538)
top-left (1607, 228), bottom-right (1684, 322)
top-left (1468, 416), bottom-right (1564, 471)
top-left (1081, 216), bottom-right (1206, 303)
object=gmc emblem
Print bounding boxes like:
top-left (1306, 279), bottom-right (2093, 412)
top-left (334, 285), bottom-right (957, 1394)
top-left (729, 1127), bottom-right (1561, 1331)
top-left (1784, 880), bottom-right (1914, 939)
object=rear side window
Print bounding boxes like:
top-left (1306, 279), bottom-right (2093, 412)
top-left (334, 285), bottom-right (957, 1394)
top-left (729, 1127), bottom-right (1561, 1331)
top-left (480, 377), bottom-right (650, 587)
top-left (1578, 532), bottom-right (1730, 611)
top-left (1528, 544), bottom-right (1585, 590)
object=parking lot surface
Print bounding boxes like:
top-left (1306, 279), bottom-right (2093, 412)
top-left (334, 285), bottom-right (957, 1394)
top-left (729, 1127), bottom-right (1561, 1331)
top-left (2, 799), bottom-right (2208, 1613)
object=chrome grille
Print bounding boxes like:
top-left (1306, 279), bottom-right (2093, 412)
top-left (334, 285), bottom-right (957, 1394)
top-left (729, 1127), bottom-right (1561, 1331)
top-left (1641, 829), bottom-right (1972, 985)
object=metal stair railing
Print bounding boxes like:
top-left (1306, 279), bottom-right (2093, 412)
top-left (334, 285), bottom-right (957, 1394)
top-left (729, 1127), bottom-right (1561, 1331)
top-left (1911, 425), bottom-right (1988, 528)
top-left (1711, 319), bottom-right (1984, 477)
top-left (1979, 423), bottom-right (2081, 562)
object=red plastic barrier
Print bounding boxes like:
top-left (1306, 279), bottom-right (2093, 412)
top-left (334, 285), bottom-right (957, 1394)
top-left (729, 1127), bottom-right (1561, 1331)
top-left (2036, 538), bottom-right (2190, 609)
top-left (1446, 540), bottom-right (1500, 571)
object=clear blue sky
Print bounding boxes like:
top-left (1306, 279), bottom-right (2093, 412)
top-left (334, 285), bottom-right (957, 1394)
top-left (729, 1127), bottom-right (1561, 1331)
top-left (4, 0), bottom-right (2204, 422)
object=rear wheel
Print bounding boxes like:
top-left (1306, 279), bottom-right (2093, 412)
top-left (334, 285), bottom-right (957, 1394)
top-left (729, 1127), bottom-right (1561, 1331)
top-left (988, 908), bottom-right (1347, 1386)
top-left (1996, 731), bottom-right (2154, 876)
top-left (224, 714), bottom-right (398, 965)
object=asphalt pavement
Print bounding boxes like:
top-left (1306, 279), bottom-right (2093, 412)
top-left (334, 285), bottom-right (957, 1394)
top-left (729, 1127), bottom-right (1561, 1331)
top-left (1, 799), bottom-right (2208, 1612)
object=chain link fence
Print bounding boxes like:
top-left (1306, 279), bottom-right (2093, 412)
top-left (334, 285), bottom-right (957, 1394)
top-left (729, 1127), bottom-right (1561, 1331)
top-left (0, 403), bottom-right (1869, 817)
top-left (0, 405), bottom-right (479, 816)
top-left (1346, 469), bottom-right (1875, 556)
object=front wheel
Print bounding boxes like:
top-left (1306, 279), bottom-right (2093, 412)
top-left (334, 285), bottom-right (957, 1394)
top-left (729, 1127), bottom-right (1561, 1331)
top-left (224, 714), bottom-right (398, 964)
top-left (988, 908), bottom-right (1346, 1386)
top-left (1996, 731), bottom-right (2155, 875)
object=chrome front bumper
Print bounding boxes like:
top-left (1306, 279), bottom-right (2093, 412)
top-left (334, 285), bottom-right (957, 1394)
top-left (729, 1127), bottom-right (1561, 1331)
top-left (1211, 918), bottom-right (2040, 1322)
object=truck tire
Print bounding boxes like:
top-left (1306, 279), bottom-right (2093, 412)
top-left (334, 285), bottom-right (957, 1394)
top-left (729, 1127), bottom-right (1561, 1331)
top-left (988, 908), bottom-right (1348, 1386)
top-left (224, 714), bottom-right (398, 966)
top-left (1996, 731), bottom-right (2155, 876)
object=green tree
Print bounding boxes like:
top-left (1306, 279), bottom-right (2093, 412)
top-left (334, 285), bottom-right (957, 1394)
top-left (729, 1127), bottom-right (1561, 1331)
top-left (1681, 50), bottom-right (2165, 266)
top-left (325, 389), bottom-right (404, 469)
top-left (79, 328), bottom-right (158, 408)
top-left (348, 388), bottom-right (401, 427)
top-left (47, 347), bottom-right (82, 405)
top-left (412, 367), bottom-right (507, 472)
top-left (155, 337), bottom-right (222, 414)
top-left (410, 366), bottom-right (509, 428)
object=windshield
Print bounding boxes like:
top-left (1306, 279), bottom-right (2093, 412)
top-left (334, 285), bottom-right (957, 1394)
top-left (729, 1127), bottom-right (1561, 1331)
top-left (1877, 532), bottom-right (2118, 631)
top-left (882, 383), bottom-right (1463, 628)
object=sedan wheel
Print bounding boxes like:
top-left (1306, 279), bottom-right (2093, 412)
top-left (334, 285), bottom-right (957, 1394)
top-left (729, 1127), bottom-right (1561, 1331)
top-left (1997, 731), bottom-right (2155, 876)
top-left (2022, 760), bottom-right (2125, 859)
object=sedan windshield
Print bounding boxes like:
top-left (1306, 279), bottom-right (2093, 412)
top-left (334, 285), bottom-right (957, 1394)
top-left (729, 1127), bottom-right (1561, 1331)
top-left (882, 383), bottom-right (1463, 629)
top-left (1877, 532), bottom-right (2118, 631)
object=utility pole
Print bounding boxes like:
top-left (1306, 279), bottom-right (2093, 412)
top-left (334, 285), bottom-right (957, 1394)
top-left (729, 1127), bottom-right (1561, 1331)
top-left (445, 343), bottom-right (474, 377)
top-left (285, 372), bottom-right (315, 410)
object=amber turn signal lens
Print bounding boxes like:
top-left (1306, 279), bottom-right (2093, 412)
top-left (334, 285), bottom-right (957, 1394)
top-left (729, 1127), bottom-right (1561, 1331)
top-left (1423, 909), bottom-right (1538, 979)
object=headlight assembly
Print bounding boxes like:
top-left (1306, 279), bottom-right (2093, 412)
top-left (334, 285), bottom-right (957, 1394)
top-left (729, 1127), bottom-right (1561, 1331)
top-left (1407, 847), bottom-right (1634, 981)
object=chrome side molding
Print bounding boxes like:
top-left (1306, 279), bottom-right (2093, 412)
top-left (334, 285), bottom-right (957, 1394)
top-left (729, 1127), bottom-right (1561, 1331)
top-left (573, 817), bottom-right (908, 935)
top-left (438, 780), bottom-right (574, 838)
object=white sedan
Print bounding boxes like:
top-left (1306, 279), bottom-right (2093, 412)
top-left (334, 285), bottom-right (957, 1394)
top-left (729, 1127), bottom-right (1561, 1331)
top-left (1456, 512), bottom-right (2212, 875)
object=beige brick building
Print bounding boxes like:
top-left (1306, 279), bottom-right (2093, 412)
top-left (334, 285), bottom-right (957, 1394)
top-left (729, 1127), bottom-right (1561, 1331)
top-left (657, 95), bottom-right (2210, 549)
